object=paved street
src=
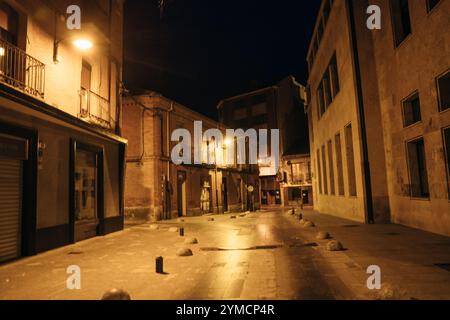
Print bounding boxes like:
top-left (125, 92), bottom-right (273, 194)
top-left (1, 209), bottom-right (449, 300)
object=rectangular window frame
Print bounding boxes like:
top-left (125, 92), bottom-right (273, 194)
top-left (426, 0), bottom-right (441, 13)
top-left (442, 127), bottom-right (450, 200)
top-left (390, 0), bottom-right (412, 48)
top-left (402, 90), bottom-right (422, 127)
top-left (436, 69), bottom-right (450, 112)
top-left (405, 137), bottom-right (430, 199)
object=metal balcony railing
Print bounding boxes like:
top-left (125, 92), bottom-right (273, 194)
top-left (79, 88), bottom-right (112, 129)
top-left (0, 39), bottom-right (45, 98)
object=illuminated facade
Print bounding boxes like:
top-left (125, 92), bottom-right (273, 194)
top-left (0, 0), bottom-right (125, 262)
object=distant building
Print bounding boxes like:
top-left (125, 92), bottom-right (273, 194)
top-left (122, 92), bottom-right (260, 221)
top-left (217, 76), bottom-right (311, 207)
top-left (306, 0), bottom-right (449, 235)
top-left (279, 152), bottom-right (313, 208)
top-left (0, 0), bottom-right (125, 262)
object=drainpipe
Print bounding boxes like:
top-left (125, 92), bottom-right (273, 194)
top-left (166, 102), bottom-right (174, 219)
top-left (346, 0), bottom-right (374, 224)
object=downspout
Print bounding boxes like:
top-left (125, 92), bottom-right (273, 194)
top-left (167, 102), bottom-right (174, 182)
top-left (165, 102), bottom-right (174, 219)
top-left (346, 0), bottom-right (374, 224)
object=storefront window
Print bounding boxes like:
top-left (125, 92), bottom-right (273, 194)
top-left (75, 149), bottom-right (97, 221)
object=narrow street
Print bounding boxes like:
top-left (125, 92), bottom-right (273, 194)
top-left (2, 208), bottom-right (449, 300)
top-left (0, 210), bottom-right (353, 300)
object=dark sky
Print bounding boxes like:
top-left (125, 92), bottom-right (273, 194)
top-left (123, 0), bottom-right (320, 120)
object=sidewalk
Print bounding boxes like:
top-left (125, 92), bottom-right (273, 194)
top-left (290, 209), bottom-right (450, 299)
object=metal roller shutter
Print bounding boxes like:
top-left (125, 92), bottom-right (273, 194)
top-left (0, 158), bottom-right (22, 262)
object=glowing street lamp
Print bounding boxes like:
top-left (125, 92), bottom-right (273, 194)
top-left (53, 37), bottom-right (94, 64)
top-left (73, 39), bottom-right (93, 50)
top-left (224, 138), bottom-right (233, 147)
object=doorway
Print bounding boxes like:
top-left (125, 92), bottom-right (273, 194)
top-left (71, 141), bottom-right (104, 243)
top-left (177, 171), bottom-right (187, 217)
top-left (0, 129), bottom-right (34, 263)
top-left (222, 177), bottom-right (228, 212)
top-left (0, 156), bottom-right (23, 262)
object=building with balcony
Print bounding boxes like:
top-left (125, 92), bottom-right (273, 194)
top-left (0, 0), bottom-right (126, 263)
top-left (217, 76), bottom-right (310, 207)
top-left (306, 0), bottom-right (449, 235)
top-left (279, 152), bottom-right (313, 208)
top-left (122, 91), bottom-right (260, 222)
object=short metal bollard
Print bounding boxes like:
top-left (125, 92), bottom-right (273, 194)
top-left (179, 227), bottom-right (184, 237)
top-left (156, 256), bottom-right (164, 274)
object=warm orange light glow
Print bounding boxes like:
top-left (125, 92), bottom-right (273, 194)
top-left (73, 39), bottom-right (93, 50)
top-left (224, 138), bottom-right (233, 146)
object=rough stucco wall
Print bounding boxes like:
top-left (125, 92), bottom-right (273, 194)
top-left (26, 18), bottom-right (81, 115)
top-left (371, 0), bottom-right (450, 235)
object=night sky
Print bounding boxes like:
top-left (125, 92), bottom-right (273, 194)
top-left (123, 0), bottom-right (321, 120)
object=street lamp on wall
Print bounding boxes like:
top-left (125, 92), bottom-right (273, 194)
top-left (53, 37), bottom-right (94, 64)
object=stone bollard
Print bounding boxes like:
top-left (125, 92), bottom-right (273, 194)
top-left (177, 248), bottom-right (193, 256)
top-left (184, 237), bottom-right (198, 244)
top-left (316, 231), bottom-right (330, 240)
top-left (101, 288), bottom-right (131, 300)
top-left (155, 256), bottom-right (164, 274)
top-left (326, 240), bottom-right (344, 251)
top-left (303, 221), bottom-right (315, 228)
top-left (179, 227), bottom-right (184, 237)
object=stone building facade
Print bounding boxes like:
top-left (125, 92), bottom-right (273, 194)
top-left (122, 92), bottom-right (260, 221)
top-left (0, 0), bottom-right (126, 263)
top-left (279, 153), bottom-right (313, 208)
top-left (217, 76), bottom-right (310, 207)
top-left (306, 0), bottom-right (450, 235)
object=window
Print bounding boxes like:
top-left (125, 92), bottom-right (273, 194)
top-left (427, 0), bottom-right (441, 12)
top-left (0, 3), bottom-right (18, 44)
top-left (307, 161), bottom-right (311, 180)
top-left (81, 60), bottom-right (92, 90)
top-left (327, 140), bottom-right (335, 195)
top-left (437, 71), bottom-right (450, 111)
top-left (345, 124), bottom-right (357, 197)
top-left (329, 54), bottom-right (340, 97)
top-left (443, 128), bottom-right (450, 200)
top-left (307, 55), bottom-right (313, 72)
top-left (323, 0), bottom-right (331, 25)
top-left (317, 150), bottom-right (322, 194)
top-left (406, 138), bottom-right (429, 198)
top-left (321, 145), bottom-right (328, 195)
top-left (251, 103), bottom-right (267, 116)
top-left (317, 52), bottom-right (340, 118)
top-left (317, 83), bottom-right (325, 117)
top-left (75, 149), bottom-right (98, 222)
top-left (317, 18), bottom-right (324, 43)
top-left (335, 133), bottom-right (345, 196)
top-left (391, 0), bottom-right (411, 47)
top-left (234, 107), bottom-right (247, 120)
top-left (402, 92), bottom-right (421, 127)
top-left (323, 72), bottom-right (332, 108)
